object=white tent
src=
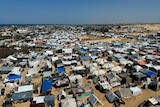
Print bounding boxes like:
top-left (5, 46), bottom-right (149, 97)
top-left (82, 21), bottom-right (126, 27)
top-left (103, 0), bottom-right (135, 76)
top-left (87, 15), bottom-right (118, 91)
top-left (72, 66), bottom-right (85, 71)
top-left (7, 55), bottom-right (17, 61)
top-left (46, 51), bottom-right (53, 56)
top-left (92, 70), bottom-right (105, 76)
top-left (15, 85), bottom-right (33, 93)
top-left (134, 65), bottom-right (143, 72)
top-left (61, 98), bottom-right (76, 107)
top-left (111, 66), bottom-right (122, 74)
top-left (102, 63), bottom-right (114, 69)
top-left (10, 67), bottom-right (21, 75)
top-left (63, 48), bottom-right (72, 54)
top-left (130, 87), bottom-right (142, 96)
top-left (52, 57), bottom-right (58, 62)
top-left (69, 75), bottom-right (82, 83)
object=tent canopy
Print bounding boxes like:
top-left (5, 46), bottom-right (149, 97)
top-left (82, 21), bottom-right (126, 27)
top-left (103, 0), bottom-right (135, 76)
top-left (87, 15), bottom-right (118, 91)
top-left (7, 74), bottom-right (21, 81)
top-left (105, 90), bottom-right (120, 103)
top-left (56, 67), bottom-right (65, 73)
top-left (41, 79), bottom-right (52, 93)
top-left (44, 95), bottom-right (55, 106)
top-left (145, 71), bottom-right (156, 77)
top-left (61, 98), bottom-right (76, 107)
top-left (88, 94), bottom-right (103, 107)
top-left (12, 91), bottom-right (32, 101)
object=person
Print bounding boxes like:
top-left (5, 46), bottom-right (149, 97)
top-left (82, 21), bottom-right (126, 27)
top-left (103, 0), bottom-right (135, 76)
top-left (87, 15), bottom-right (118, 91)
top-left (1, 88), bottom-right (5, 95)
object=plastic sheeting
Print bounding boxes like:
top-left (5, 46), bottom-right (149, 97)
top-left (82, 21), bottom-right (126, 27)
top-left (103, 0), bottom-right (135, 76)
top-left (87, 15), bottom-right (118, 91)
top-left (41, 79), bottom-right (52, 93)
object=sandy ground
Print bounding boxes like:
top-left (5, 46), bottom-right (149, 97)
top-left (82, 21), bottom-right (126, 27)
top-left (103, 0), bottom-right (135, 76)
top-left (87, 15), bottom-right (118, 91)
top-left (77, 35), bottom-right (136, 43)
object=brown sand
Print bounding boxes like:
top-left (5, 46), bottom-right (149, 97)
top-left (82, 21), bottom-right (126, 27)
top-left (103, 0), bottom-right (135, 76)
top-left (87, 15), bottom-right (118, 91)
top-left (77, 35), bottom-right (136, 43)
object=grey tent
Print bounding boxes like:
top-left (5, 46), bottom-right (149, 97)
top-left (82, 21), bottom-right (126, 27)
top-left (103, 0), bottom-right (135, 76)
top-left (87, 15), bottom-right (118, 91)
top-left (105, 90), bottom-right (120, 103)
top-left (12, 91), bottom-right (32, 101)
top-left (44, 95), bottom-right (55, 106)
top-left (88, 94), bottom-right (103, 107)
top-left (115, 88), bottom-right (132, 99)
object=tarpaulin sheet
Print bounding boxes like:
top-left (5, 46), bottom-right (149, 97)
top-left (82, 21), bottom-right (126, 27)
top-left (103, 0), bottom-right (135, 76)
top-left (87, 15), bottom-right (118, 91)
top-left (56, 67), bottom-right (65, 73)
top-left (41, 79), bottom-right (52, 93)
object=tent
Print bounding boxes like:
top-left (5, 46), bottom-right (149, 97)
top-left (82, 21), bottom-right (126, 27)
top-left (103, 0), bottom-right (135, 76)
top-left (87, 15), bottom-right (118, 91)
top-left (41, 79), bottom-right (52, 93)
top-left (131, 72), bottom-right (147, 81)
top-left (115, 88), bottom-right (132, 98)
top-left (130, 87), bottom-right (142, 96)
top-left (44, 95), bottom-right (55, 106)
top-left (111, 66), bottom-right (122, 74)
top-left (58, 90), bottom-right (66, 100)
top-left (0, 67), bottom-right (13, 74)
top-left (15, 85), bottom-right (33, 93)
top-left (12, 91), bottom-right (32, 101)
top-left (138, 61), bottom-right (146, 65)
top-left (56, 67), bottom-right (65, 73)
top-left (43, 71), bottom-right (52, 78)
top-left (61, 98), bottom-right (77, 107)
top-left (88, 94), bottom-right (103, 107)
top-left (10, 67), bottom-right (21, 75)
top-left (92, 70), bottom-right (105, 76)
top-left (105, 90), bottom-right (120, 103)
top-left (5, 74), bottom-right (21, 82)
top-left (102, 63), bottom-right (114, 69)
top-left (145, 71), bottom-right (156, 77)
top-left (7, 55), bottom-right (17, 61)
top-left (134, 65), bottom-right (143, 72)
top-left (46, 51), bottom-right (53, 56)
top-left (69, 75), bottom-right (82, 83)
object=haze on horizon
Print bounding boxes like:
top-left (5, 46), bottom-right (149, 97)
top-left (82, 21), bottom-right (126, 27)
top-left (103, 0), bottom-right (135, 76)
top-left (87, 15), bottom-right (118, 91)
top-left (0, 0), bottom-right (160, 24)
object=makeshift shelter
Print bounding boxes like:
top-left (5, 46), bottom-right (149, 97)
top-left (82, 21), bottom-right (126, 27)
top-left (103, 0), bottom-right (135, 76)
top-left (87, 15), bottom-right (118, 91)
top-left (98, 80), bottom-right (112, 92)
top-left (15, 85), bottom-right (33, 93)
top-left (4, 74), bottom-right (21, 83)
top-left (111, 66), bottom-right (122, 74)
top-left (45, 51), bottom-right (53, 56)
top-left (143, 71), bottom-right (157, 78)
top-left (54, 60), bottom-right (64, 68)
top-left (105, 90), bottom-right (120, 103)
top-left (58, 90), bottom-right (66, 100)
top-left (131, 72), bottom-right (147, 82)
top-left (43, 71), bottom-right (52, 78)
top-left (148, 81), bottom-right (160, 91)
top-left (7, 55), bottom-right (17, 61)
top-left (92, 70), bottom-right (105, 76)
top-left (115, 88), bottom-right (132, 98)
top-left (56, 67), bottom-right (65, 73)
top-left (0, 67), bottom-right (13, 74)
top-left (138, 61), bottom-right (146, 66)
top-left (102, 63), bottom-right (114, 69)
top-left (41, 78), bottom-right (52, 94)
top-left (44, 95), bottom-right (55, 107)
top-left (12, 91), bottom-right (32, 101)
top-left (31, 96), bottom-right (45, 107)
top-left (88, 94), bottom-right (103, 107)
top-left (130, 87), bottom-right (142, 96)
top-left (134, 65), bottom-right (143, 72)
top-left (61, 98), bottom-right (77, 107)
top-left (69, 75), bottom-right (82, 83)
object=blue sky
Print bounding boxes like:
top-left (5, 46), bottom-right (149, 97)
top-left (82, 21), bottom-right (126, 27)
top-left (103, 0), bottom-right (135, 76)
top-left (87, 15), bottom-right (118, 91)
top-left (0, 0), bottom-right (160, 24)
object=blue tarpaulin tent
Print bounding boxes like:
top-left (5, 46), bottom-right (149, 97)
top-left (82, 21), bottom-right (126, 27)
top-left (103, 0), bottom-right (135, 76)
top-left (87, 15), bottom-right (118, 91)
top-left (145, 71), bottom-right (156, 77)
top-left (41, 79), bottom-right (52, 93)
top-left (7, 74), bottom-right (21, 81)
top-left (56, 67), bottom-right (65, 73)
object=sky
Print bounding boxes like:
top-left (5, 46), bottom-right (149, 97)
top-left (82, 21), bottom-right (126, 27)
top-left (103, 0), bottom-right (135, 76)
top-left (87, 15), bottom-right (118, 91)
top-left (0, 0), bottom-right (160, 24)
